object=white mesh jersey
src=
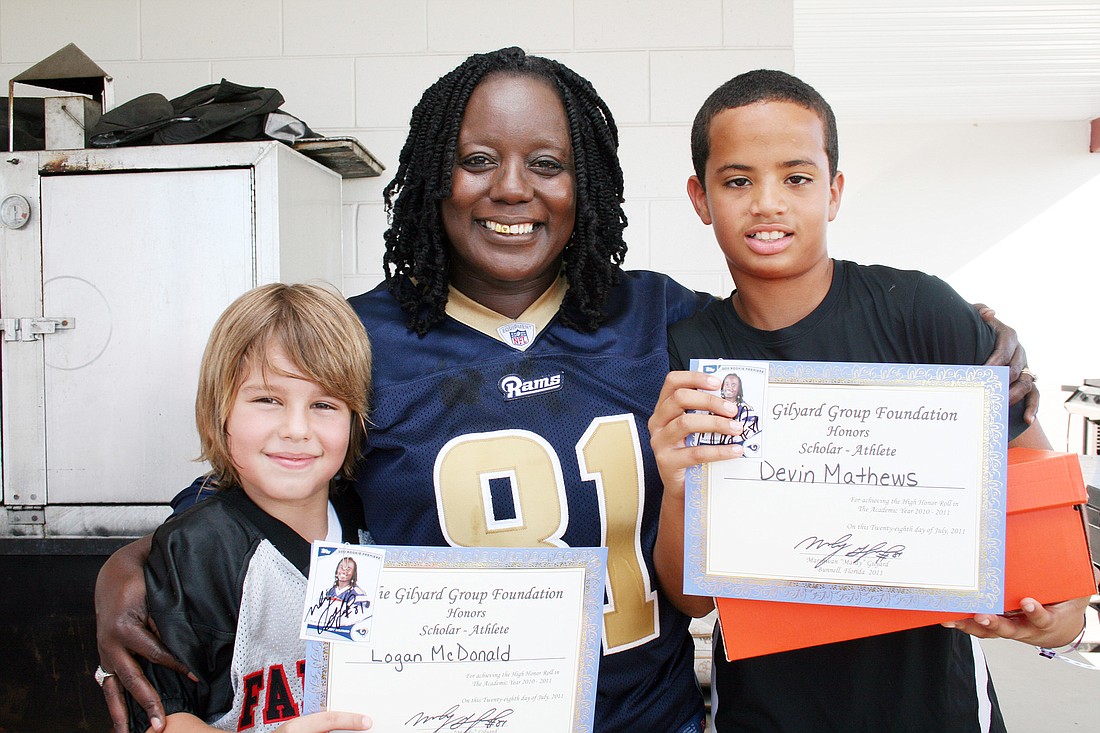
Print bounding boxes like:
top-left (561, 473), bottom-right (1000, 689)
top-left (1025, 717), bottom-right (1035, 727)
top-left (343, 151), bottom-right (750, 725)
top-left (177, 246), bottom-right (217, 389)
top-left (208, 540), bottom-right (308, 731)
top-left (126, 488), bottom-right (358, 732)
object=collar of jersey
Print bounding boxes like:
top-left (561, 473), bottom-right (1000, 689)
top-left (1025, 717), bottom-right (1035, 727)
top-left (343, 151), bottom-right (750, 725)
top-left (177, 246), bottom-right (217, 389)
top-left (445, 276), bottom-right (567, 344)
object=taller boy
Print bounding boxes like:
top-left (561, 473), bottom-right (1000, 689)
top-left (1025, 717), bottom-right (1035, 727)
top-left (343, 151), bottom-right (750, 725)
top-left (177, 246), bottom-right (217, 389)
top-left (650, 70), bottom-right (1090, 732)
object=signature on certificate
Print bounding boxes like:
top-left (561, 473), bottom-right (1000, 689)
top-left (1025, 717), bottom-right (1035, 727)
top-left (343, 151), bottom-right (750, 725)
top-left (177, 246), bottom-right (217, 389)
top-left (795, 533), bottom-right (906, 569)
top-left (406, 703), bottom-right (513, 732)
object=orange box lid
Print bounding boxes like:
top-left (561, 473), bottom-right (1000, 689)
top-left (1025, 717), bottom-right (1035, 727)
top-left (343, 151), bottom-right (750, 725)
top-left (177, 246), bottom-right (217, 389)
top-left (1006, 448), bottom-right (1086, 512)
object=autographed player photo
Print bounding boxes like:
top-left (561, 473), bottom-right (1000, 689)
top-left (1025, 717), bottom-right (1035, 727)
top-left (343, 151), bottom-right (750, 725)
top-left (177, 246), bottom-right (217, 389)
top-left (691, 359), bottom-right (767, 459)
top-left (301, 543), bottom-right (386, 644)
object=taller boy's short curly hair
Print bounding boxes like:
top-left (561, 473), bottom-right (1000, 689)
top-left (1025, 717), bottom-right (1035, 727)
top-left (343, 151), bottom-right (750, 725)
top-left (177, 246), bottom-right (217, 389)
top-left (382, 46), bottom-right (628, 335)
top-left (195, 283), bottom-right (372, 488)
top-left (691, 69), bottom-right (839, 184)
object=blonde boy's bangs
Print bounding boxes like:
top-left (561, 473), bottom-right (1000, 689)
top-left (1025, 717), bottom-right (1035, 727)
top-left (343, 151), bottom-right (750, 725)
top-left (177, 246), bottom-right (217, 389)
top-left (196, 283), bottom-right (372, 487)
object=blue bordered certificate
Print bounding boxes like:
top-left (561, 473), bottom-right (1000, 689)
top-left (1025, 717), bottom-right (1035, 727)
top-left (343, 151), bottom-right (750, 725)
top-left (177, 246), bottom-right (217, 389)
top-left (304, 546), bottom-right (607, 732)
top-left (684, 360), bottom-right (1008, 614)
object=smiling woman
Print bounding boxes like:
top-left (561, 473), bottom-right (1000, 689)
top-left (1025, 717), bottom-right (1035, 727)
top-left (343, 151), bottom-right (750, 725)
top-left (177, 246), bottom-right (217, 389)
top-left (382, 47), bottom-right (628, 337)
top-left (341, 48), bottom-right (718, 733)
top-left (440, 73), bottom-right (577, 318)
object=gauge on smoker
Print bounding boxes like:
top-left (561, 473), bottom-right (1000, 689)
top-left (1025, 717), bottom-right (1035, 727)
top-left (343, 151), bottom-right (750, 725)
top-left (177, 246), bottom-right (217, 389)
top-left (1, 194), bottom-right (31, 229)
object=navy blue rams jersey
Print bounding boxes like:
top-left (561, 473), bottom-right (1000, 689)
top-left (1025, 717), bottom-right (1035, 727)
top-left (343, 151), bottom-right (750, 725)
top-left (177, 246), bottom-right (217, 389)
top-left (349, 271), bottom-right (712, 733)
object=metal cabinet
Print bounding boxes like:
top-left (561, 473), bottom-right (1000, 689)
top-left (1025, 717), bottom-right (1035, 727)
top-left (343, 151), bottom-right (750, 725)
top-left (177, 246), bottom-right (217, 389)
top-left (0, 141), bottom-right (343, 538)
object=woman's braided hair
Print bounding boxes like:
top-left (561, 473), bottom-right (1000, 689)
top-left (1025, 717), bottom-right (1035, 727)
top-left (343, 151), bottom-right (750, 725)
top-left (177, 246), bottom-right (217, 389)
top-left (382, 47), bottom-right (628, 335)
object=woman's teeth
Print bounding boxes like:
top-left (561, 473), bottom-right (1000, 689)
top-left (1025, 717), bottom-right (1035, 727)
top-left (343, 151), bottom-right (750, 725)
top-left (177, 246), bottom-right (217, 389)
top-left (481, 220), bottom-right (535, 235)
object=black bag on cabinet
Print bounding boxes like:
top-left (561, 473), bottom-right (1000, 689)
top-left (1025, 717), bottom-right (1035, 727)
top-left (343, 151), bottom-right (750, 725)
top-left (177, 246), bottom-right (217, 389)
top-left (89, 79), bottom-right (311, 147)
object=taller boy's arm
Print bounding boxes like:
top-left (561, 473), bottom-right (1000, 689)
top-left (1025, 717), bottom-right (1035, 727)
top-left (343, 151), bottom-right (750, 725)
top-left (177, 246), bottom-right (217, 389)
top-left (945, 561), bottom-right (1093, 648)
top-left (650, 371), bottom-right (744, 618)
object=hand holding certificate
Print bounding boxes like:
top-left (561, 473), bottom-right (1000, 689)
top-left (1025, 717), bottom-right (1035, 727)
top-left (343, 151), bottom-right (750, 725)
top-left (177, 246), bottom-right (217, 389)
top-left (304, 546), bottom-right (607, 733)
top-left (683, 359), bottom-right (1009, 615)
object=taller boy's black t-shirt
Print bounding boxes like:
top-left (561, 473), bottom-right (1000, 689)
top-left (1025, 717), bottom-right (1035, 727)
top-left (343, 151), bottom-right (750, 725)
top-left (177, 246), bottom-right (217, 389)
top-left (670, 259), bottom-right (1022, 733)
top-left (669, 259), bottom-right (1027, 436)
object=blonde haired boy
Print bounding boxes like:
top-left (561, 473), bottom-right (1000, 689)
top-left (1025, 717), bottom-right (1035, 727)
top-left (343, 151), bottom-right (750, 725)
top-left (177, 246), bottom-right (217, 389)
top-left (125, 283), bottom-right (373, 733)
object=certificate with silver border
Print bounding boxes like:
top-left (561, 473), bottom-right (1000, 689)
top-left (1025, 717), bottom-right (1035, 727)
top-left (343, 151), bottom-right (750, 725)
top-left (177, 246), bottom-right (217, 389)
top-left (684, 360), bottom-right (1008, 614)
top-left (304, 546), bottom-right (607, 732)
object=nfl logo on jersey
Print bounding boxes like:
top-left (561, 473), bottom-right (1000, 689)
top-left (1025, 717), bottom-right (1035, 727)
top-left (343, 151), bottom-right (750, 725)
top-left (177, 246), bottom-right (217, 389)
top-left (496, 321), bottom-right (538, 352)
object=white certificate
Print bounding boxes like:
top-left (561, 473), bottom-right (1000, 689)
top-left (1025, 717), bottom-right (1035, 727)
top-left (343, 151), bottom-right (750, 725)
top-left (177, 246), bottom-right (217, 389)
top-left (684, 360), bottom-right (1009, 614)
top-left (304, 546), bottom-right (607, 732)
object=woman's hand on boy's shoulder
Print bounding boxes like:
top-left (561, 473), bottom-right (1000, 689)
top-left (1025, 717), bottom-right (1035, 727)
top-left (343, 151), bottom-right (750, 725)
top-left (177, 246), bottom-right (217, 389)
top-left (975, 303), bottom-right (1039, 423)
top-left (96, 534), bottom-right (190, 733)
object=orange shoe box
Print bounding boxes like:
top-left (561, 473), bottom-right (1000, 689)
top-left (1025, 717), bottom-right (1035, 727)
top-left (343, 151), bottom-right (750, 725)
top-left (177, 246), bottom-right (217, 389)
top-left (716, 448), bottom-right (1097, 661)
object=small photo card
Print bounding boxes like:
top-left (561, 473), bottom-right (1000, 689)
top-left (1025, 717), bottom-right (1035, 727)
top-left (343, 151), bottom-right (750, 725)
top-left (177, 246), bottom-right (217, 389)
top-left (300, 542), bottom-right (386, 644)
top-left (690, 359), bottom-right (768, 459)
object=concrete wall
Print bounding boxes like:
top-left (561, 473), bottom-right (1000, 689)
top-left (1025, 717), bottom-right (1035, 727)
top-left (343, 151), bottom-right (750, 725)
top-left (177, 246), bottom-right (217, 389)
top-left (2, 0), bottom-right (1096, 447)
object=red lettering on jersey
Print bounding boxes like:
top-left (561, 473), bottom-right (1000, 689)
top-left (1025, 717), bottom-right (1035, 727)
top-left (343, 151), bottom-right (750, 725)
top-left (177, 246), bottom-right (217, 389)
top-left (296, 658), bottom-right (306, 685)
top-left (238, 670), bottom-right (264, 730)
top-left (263, 664), bottom-right (300, 723)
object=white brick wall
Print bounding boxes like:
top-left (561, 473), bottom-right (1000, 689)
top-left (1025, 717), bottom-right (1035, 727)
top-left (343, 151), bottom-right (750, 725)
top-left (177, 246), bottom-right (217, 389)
top-left (426, 0), bottom-right (575, 53)
top-left (141, 0), bottom-right (283, 59)
top-left (725, 0), bottom-right (795, 47)
top-left (650, 48), bottom-right (794, 123)
top-left (575, 0), bottom-right (724, 49)
top-left (355, 53), bottom-right (470, 128)
top-left (1, 0), bottom-right (141, 61)
top-left (284, 1), bottom-right (429, 56)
